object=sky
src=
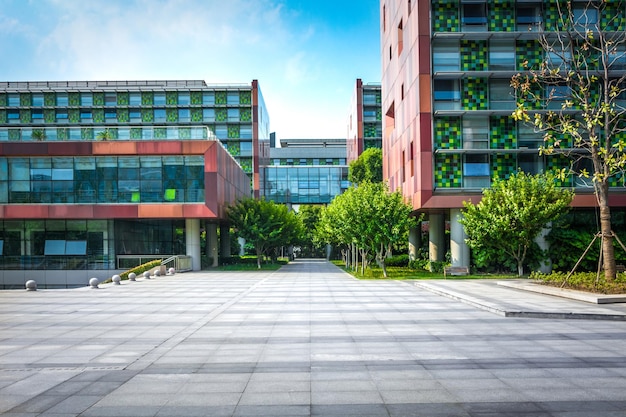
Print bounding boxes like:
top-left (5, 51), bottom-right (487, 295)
top-left (0, 0), bottom-right (381, 139)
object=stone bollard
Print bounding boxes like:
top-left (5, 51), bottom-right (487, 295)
top-left (128, 272), bottom-right (136, 282)
top-left (168, 267), bottom-right (175, 275)
top-left (154, 269), bottom-right (161, 277)
top-left (89, 277), bottom-right (99, 289)
top-left (112, 275), bottom-right (121, 285)
top-left (143, 271), bottom-right (151, 280)
top-left (25, 280), bottom-right (37, 291)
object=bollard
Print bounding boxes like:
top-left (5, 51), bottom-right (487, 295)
top-left (154, 269), bottom-right (161, 277)
top-left (168, 267), bottom-right (175, 275)
top-left (112, 275), bottom-right (121, 285)
top-left (128, 272), bottom-right (136, 281)
top-left (89, 277), bottom-right (99, 289)
top-left (143, 271), bottom-right (151, 279)
top-left (25, 280), bottom-right (37, 291)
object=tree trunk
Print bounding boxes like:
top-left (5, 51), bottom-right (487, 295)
top-left (517, 262), bottom-right (524, 277)
top-left (598, 182), bottom-right (616, 281)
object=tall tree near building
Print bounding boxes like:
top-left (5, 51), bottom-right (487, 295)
top-left (511, 1), bottom-right (626, 280)
top-left (460, 172), bottom-right (573, 277)
top-left (348, 148), bottom-right (383, 184)
top-left (227, 197), bottom-right (303, 269)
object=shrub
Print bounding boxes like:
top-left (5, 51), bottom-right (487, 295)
top-left (531, 270), bottom-right (626, 294)
top-left (385, 254), bottom-right (409, 267)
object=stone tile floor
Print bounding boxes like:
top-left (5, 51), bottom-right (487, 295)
top-left (0, 259), bottom-right (625, 416)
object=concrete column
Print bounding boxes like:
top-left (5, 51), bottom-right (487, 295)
top-left (450, 208), bottom-right (470, 267)
top-left (536, 222), bottom-right (552, 274)
top-left (185, 218), bottom-right (201, 271)
top-left (220, 224), bottom-right (231, 258)
top-left (408, 225), bottom-right (421, 261)
top-left (429, 212), bottom-right (445, 262)
top-left (206, 223), bottom-right (218, 267)
top-left (238, 237), bottom-right (246, 256)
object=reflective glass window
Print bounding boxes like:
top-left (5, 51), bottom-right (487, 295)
top-left (154, 92), bottom-right (166, 106)
top-left (178, 92), bottom-right (190, 105)
top-left (7, 94), bottom-right (19, 106)
top-left (129, 93), bottom-right (141, 106)
top-left (203, 108), bottom-right (215, 121)
top-left (32, 94), bottom-right (44, 107)
top-left (154, 109), bottom-right (166, 122)
top-left (56, 93), bottom-right (68, 106)
top-left (81, 93), bottom-right (93, 106)
top-left (227, 91), bottom-right (239, 105)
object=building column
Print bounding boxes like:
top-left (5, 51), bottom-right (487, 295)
top-left (450, 208), bottom-right (470, 267)
top-left (429, 212), bottom-right (445, 262)
top-left (206, 223), bottom-right (218, 267)
top-left (409, 225), bottom-right (421, 261)
top-left (536, 223), bottom-right (552, 274)
top-left (220, 223), bottom-right (231, 259)
top-left (186, 218), bottom-right (201, 271)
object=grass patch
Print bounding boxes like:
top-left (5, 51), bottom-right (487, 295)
top-left (331, 260), bottom-right (517, 280)
top-left (531, 271), bottom-right (626, 294)
top-left (212, 256), bottom-right (289, 271)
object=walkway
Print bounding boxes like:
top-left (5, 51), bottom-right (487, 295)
top-left (0, 259), bottom-right (625, 416)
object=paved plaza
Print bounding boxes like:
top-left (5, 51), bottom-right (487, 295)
top-left (1, 259), bottom-right (626, 416)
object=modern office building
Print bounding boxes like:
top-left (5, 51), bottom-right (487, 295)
top-left (263, 137), bottom-right (350, 205)
top-left (0, 79), bottom-right (269, 288)
top-left (347, 79), bottom-right (383, 163)
top-left (380, 0), bottom-right (626, 267)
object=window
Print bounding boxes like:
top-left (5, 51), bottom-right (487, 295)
top-left (203, 92), bottom-right (215, 105)
top-left (56, 93), bottom-right (68, 106)
top-left (398, 19), bottom-right (404, 56)
top-left (240, 126), bottom-right (252, 139)
top-left (518, 153), bottom-right (541, 175)
top-left (433, 41), bottom-right (460, 71)
top-left (32, 110), bottom-right (43, 120)
top-left (129, 93), bottom-right (141, 106)
top-left (56, 111), bottom-right (68, 123)
top-left (7, 110), bottom-right (19, 123)
top-left (7, 94), bottom-right (19, 106)
top-left (489, 79), bottom-right (515, 109)
top-left (154, 109), bottom-right (166, 122)
top-left (105, 93), bottom-right (116, 106)
top-left (433, 80), bottom-right (461, 110)
top-left (154, 92), bottom-right (166, 106)
top-left (178, 92), bottom-right (190, 105)
top-left (489, 40), bottom-right (515, 71)
top-left (81, 93), bottom-right (93, 106)
top-left (464, 154), bottom-right (490, 187)
top-left (32, 94), bottom-right (44, 107)
top-left (129, 109), bottom-right (141, 122)
top-left (463, 117), bottom-right (489, 149)
top-left (228, 108), bottom-right (239, 121)
top-left (516, 5), bottom-right (542, 31)
top-left (178, 108), bottom-right (190, 122)
top-left (227, 91), bottom-right (239, 105)
top-left (408, 0), bottom-right (412, 15)
top-left (573, 5), bottom-right (598, 30)
top-left (462, 3), bottom-right (487, 30)
top-left (401, 83), bottom-right (405, 100)
top-left (105, 109), bottom-right (117, 122)
top-left (203, 108), bottom-right (215, 121)
top-left (518, 123), bottom-right (541, 148)
top-left (383, 4), bottom-right (386, 31)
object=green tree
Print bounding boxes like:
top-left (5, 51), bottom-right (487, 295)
top-left (31, 129), bottom-right (45, 141)
top-left (511, 1), bottom-right (626, 280)
top-left (297, 204), bottom-right (325, 257)
top-left (348, 148), bottom-right (383, 184)
top-left (227, 197), bottom-right (303, 268)
top-left (317, 182), bottom-right (416, 277)
top-left (96, 129), bottom-right (113, 141)
top-left (460, 172), bottom-right (574, 277)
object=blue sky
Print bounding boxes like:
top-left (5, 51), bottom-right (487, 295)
top-left (0, 0), bottom-right (381, 139)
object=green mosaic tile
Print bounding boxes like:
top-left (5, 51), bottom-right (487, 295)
top-left (191, 91), bottom-right (203, 105)
top-left (141, 92), bottom-right (154, 106)
top-left (462, 78), bottom-right (488, 110)
top-left (20, 93), bottom-right (31, 106)
top-left (376, 107), bottom-right (382, 121)
top-left (68, 92), bottom-right (79, 106)
top-left (489, 1), bottom-right (514, 32)
top-left (179, 127), bottom-right (191, 139)
top-left (215, 91), bottom-right (227, 105)
top-left (166, 91), bottom-right (177, 105)
top-left (240, 108), bottom-right (251, 122)
top-left (228, 125), bottom-right (240, 138)
top-left (364, 123), bottom-right (379, 138)
top-left (0, 110), bottom-right (6, 123)
top-left (117, 108), bottom-right (129, 123)
top-left (435, 154), bottom-right (462, 188)
top-left (490, 116), bottom-right (517, 149)
top-left (516, 40), bottom-right (542, 70)
top-left (9, 129), bottom-right (20, 141)
top-left (191, 108), bottom-right (203, 122)
top-left (81, 128), bottom-right (94, 140)
top-left (130, 128), bottom-right (142, 139)
top-left (434, 116), bottom-right (462, 149)
top-left (364, 139), bottom-right (382, 150)
top-left (93, 108), bottom-right (104, 123)
top-left (432, 1), bottom-right (459, 32)
top-left (461, 40), bottom-right (487, 71)
top-left (44, 93), bottom-right (55, 107)
top-left (602, 3), bottom-right (626, 31)
top-left (117, 92), bottom-right (129, 106)
top-left (69, 109), bottom-right (80, 123)
top-left (216, 108), bottom-right (227, 122)
top-left (154, 128), bottom-right (167, 139)
top-left (544, 0), bottom-right (567, 31)
top-left (546, 154), bottom-right (573, 187)
top-left (239, 157), bottom-right (252, 173)
top-left (0, 94), bottom-right (6, 107)
top-left (166, 108), bottom-right (178, 122)
top-left (491, 153), bottom-right (516, 179)
top-left (20, 109), bottom-right (31, 123)
top-left (141, 108), bottom-right (154, 123)
top-left (44, 109), bottom-right (55, 123)
top-left (239, 91), bottom-right (251, 105)
top-left (609, 172), bottom-right (625, 187)
top-left (93, 92), bottom-right (104, 106)
top-left (227, 142), bottom-right (241, 156)
top-left (57, 127), bottom-right (69, 141)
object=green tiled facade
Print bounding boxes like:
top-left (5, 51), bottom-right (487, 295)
top-left (490, 116), bottom-right (516, 149)
top-left (435, 154), bottom-right (462, 188)
top-left (491, 154), bottom-right (516, 179)
top-left (461, 40), bottom-right (487, 71)
top-left (489, 1), bottom-right (515, 32)
top-left (462, 78), bottom-right (488, 110)
top-left (434, 117), bottom-right (461, 149)
top-left (432, 1), bottom-right (459, 32)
